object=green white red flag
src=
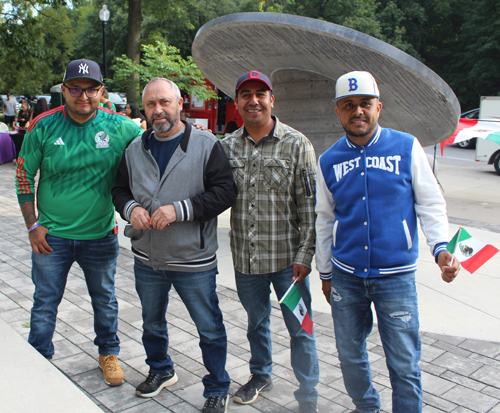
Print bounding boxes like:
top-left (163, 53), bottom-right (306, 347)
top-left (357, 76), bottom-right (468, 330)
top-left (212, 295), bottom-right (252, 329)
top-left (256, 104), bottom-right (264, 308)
top-left (447, 227), bottom-right (498, 274)
top-left (279, 284), bottom-right (313, 335)
top-left (440, 118), bottom-right (500, 155)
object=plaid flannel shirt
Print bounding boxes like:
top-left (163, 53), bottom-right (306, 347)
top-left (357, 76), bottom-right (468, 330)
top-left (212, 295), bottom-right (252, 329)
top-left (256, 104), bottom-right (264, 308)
top-left (221, 117), bottom-right (317, 275)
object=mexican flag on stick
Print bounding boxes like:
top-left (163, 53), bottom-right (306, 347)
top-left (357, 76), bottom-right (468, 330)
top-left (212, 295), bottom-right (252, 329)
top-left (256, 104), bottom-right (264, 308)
top-left (279, 281), bottom-right (313, 335)
top-left (440, 118), bottom-right (500, 155)
top-left (447, 227), bottom-right (499, 274)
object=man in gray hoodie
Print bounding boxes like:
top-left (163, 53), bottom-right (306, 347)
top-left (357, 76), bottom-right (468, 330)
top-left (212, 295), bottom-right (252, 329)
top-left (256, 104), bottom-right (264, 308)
top-left (112, 77), bottom-right (236, 413)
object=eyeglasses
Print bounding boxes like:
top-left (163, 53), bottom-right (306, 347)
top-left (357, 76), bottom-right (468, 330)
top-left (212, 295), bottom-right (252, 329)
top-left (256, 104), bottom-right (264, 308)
top-left (68, 86), bottom-right (102, 98)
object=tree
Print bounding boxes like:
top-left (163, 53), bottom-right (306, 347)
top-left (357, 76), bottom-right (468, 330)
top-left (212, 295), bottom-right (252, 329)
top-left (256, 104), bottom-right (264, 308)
top-left (444, 0), bottom-right (500, 109)
top-left (126, 0), bottom-right (142, 103)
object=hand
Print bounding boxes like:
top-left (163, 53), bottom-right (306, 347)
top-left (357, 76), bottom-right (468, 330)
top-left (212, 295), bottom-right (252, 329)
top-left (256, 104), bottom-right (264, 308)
top-left (292, 264), bottom-right (311, 283)
top-left (191, 123), bottom-right (212, 132)
top-left (437, 250), bottom-right (460, 283)
top-left (150, 204), bottom-right (176, 230)
top-left (130, 206), bottom-right (151, 230)
top-left (29, 225), bottom-right (52, 255)
top-left (322, 280), bottom-right (331, 304)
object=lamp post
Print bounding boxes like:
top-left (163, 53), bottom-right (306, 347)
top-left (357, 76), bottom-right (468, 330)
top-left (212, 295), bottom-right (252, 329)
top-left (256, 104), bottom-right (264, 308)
top-left (99, 5), bottom-right (110, 79)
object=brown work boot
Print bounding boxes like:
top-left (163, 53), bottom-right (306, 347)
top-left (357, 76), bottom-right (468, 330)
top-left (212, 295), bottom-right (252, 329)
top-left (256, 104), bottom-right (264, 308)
top-left (99, 355), bottom-right (124, 386)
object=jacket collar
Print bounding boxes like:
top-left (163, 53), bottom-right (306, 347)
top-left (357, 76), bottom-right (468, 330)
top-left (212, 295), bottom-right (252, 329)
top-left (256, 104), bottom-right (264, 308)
top-left (345, 124), bottom-right (382, 148)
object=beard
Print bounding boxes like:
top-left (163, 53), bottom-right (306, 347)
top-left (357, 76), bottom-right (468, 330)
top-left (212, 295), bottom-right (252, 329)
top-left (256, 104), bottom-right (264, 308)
top-left (342, 116), bottom-right (377, 138)
top-left (150, 112), bottom-right (179, 134)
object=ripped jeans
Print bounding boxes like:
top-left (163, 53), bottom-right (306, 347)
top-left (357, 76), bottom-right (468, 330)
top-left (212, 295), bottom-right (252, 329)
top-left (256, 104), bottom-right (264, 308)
top-left (330, 268), bottom-right (422, 413)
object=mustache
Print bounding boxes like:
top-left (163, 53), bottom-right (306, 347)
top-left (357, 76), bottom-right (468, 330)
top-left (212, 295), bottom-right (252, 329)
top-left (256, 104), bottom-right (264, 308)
top-left (151, 113), bottom-right (171, 120)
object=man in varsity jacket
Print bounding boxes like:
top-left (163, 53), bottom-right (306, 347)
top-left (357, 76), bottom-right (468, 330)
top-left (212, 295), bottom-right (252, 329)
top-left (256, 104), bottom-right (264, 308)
top-left (112, 77), bottom-right (235, 413)
top-left (15, 59), bottom-right (143, 386)
top-left (315, 71), bottom-right (460, 413)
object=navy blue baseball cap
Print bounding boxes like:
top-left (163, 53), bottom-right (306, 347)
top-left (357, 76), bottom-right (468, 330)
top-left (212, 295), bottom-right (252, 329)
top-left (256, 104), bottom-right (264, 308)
top-left (63, 59), bottom-right (104, 85)
top-left (235, 71), bottom-right (273, 95)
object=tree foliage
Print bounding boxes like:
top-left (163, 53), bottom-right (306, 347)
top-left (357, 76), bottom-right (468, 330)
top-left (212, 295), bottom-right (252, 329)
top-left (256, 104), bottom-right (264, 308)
top-left (0, 4), bottom-right (75, 94)
top-left (113, 40), bottom-right (217, 102)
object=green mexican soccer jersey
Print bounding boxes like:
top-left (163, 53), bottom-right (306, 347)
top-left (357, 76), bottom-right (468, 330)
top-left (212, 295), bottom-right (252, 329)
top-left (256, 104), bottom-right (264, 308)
top-left (16, 105), bottom-right (143, 240)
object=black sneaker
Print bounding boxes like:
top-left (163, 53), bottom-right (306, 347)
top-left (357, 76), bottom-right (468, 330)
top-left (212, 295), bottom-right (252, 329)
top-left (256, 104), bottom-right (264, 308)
top-left (202, 394), bottom-right (229, 413)
top-left (135, 370), bottom-right (178, 398)
top-left (300, 400), bottom-right (319, 413)
top-left (233, 374), bottom-right (274, 404)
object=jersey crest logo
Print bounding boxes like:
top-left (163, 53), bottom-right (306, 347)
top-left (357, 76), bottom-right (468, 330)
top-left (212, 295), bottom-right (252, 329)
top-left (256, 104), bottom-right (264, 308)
top-left (79, 63), bottom-right (89, 74)
top-left (95, 131), bottom-right (109, 148)
top-left (54, 137), bottom-right (65, 146)
top-left (348, 78), bottom-right (358, 92)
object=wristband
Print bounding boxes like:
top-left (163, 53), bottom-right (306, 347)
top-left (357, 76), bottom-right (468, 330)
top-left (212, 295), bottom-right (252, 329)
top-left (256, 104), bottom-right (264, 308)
top-left (28, 222), bottom-right (40, 232)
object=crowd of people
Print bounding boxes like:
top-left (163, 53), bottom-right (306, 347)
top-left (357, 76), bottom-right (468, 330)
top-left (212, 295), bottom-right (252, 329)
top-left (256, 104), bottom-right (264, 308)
top-left (13, 58), bottom-right (460, 413)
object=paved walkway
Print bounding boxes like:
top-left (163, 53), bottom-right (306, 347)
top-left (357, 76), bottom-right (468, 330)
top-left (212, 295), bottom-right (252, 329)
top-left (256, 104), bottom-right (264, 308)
top-left (1, 159), bottom-right (500, 413)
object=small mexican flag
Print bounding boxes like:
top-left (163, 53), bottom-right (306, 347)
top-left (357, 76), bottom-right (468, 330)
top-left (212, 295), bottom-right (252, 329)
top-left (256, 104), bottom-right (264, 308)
top-left (279, 283), bottom-right (313, 335)
top-left (447, 227), bottom-right (499, 274)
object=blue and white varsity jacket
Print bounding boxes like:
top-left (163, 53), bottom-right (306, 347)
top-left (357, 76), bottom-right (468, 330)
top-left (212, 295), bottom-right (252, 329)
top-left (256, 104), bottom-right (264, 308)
top-left (315, 126), bottom-right (449, 280)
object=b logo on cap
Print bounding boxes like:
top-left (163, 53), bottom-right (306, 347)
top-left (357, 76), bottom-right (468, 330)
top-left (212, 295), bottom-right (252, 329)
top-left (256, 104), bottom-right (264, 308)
top-left (249, 71), bottom-right (260, 79)
top-left (79, 63), bottom-right (89, 74)
top-left (348, 78), bottom-right (358, 92)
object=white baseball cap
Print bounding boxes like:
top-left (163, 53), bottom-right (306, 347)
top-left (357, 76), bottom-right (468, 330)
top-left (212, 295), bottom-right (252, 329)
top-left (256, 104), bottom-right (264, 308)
top-left (333, 71), bottom-right (380, 102)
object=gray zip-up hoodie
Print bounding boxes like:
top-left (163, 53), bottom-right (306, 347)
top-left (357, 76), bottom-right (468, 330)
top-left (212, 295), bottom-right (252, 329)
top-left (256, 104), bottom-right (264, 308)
top-left (112, 121), bottom-right (236, 272)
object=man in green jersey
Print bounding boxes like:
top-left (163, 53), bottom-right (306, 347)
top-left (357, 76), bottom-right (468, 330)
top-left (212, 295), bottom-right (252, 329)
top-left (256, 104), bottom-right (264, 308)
top-left (15, 59), bottom-right (143, 386)
top-left (99, 88), bottom-right (117, 111)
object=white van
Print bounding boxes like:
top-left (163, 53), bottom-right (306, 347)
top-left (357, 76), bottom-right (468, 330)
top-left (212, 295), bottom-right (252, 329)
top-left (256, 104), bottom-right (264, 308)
top-left (475, 96), bottom-right (500, 175)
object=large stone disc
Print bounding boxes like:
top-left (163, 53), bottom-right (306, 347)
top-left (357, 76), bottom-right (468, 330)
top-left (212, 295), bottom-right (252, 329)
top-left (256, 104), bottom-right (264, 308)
top-left (192, 12), bottom-right (460, 152)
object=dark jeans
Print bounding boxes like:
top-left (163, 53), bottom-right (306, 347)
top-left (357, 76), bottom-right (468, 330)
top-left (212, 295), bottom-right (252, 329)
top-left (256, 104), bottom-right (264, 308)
top-left (134, 258), bottom-right (230, 397)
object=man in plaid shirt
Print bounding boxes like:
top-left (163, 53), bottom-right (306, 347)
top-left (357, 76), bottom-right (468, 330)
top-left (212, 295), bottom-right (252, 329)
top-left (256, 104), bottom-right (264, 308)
top-left (221, 71), bottom-right (319, 413)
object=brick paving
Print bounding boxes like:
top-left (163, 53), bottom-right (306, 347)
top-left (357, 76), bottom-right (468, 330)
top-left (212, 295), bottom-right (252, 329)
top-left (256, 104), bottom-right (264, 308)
top-left (1, 160), bottom-right (500, 412)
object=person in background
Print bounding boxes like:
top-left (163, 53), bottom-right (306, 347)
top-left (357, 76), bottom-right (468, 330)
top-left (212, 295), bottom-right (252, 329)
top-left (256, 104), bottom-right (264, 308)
top-left (17, 99), bottom-right (32, 129)
top-left (126, 101), bottom-right (147, 131)
top-left (2, 93), bottom-right (17, 130)
top-left (99, 88), bottom-right (117, 111)
top-left (27, 97), bottom-right (50, 128)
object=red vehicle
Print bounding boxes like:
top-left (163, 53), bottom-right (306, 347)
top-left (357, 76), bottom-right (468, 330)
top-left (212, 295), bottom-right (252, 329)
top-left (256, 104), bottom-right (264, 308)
top-left (182, 80), bottom-right (242, 134)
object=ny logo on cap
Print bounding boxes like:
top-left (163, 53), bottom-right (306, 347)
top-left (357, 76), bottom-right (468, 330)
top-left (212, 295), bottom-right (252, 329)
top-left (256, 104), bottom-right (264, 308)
top-left (79, 63), bottom-right (89, 74)
top-left (348, 78), bottom-right (358, 92)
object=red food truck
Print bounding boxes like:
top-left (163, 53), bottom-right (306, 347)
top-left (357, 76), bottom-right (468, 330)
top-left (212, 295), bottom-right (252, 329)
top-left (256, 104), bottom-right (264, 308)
top-left (182, 80), bottom-right (242, 135)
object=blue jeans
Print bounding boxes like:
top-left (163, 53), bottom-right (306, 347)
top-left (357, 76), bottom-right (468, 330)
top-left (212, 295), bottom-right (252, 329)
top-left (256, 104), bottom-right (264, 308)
top-left (330, 268), bottom-right (422, 413)
top-left (29, 233), bottom-right (120, 359)
top-left (134, 259), bottom-right (230, 397)
top-left (235, 266), bottom-right (319, 402)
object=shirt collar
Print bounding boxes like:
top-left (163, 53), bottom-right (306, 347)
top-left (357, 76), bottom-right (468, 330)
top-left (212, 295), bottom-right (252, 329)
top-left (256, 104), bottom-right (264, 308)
top-left (242, 115), bottom-right (278, 142)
